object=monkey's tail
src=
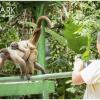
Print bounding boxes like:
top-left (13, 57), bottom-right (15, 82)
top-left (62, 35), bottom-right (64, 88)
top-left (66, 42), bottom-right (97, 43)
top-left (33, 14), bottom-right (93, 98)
top-left (30, 16), bottom-right (51, 45)
top-left (37, 16), bottom-right (51, 28)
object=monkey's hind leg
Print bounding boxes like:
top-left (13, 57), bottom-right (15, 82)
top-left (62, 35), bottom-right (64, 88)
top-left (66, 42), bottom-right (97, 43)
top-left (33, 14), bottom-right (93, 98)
top-left (25, 62), bottom-right (32, 80)
top-left (19, 66), bottom-right (25, 79)
top-left (27, 52), bottom-right (36, 75)
top-left (27, 60), bottom-right (35, 75)
top-left (34, 62), bottom-right (46, 74)
top-left (16, 57), bottom-right (27, 80)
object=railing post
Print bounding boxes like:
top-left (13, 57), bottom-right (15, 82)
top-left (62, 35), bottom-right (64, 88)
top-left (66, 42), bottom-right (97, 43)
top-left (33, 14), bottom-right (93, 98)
top-left (36, 4), bottom-right (49, 98)
top-left (42, 80), bottom-right (49, 99)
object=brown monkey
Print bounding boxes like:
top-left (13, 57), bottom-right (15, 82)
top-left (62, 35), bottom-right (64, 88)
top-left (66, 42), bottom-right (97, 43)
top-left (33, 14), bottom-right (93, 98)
top-left (0, 47), bottom-right (37, 79)
top-left (0, 48), bottom-right (30, 79)
top-left (10, 41), bottom-right (37, 61)
top-left (10, 16), bottom-right (51, 75)
top-left (26, 16), bottom-right (51, 74)
top-left (4, 47), bottom-right (29, 79)
top-left (10, 41), bottom-right (38, 75)
top-left (0, 48), bottom-right (45, 77)
top-left (0, 48), bottom-right (29, 78)
top-left (0, 16), bottom-right (51, 79)
top-left (11, 41), bottom-right (45, 75)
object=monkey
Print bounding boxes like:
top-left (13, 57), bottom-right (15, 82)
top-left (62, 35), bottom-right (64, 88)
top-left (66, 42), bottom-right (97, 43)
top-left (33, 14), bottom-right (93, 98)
top-left (0, 48), bottom-right (29, 79)
top-left (11, 42), bottom-right (45, 74)
top-left (0, 48), bottom-right (45, 77)
top-left (0, 48), bottom-right (29, 78)
top-left (10, 16), bottom-right (51, 75)
top-left (25, 16), bottom-right (51, 75)
top-left (0, 16), bottom-right (51, 79)
top-left (5, 47), bottom-right (29, 79)
top-left (11, 41), bottom-right (46, 75)
top-left (10, 41), bottom-right (38, 76)
top-left (0, 42), bottom-right (35, 79)
top-left (10, 41), bottom-right (37, 61)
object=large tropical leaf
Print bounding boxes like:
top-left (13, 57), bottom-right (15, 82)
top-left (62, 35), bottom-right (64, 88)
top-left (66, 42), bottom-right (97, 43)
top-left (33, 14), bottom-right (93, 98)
top-left (63, 18), bottom-right (89, 53)
top-left (45, 28), bottom-right (67, 46)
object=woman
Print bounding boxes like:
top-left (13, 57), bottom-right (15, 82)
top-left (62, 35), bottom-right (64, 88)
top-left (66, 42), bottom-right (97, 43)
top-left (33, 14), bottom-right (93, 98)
top-left (72, 32), bottom-right (100, 99)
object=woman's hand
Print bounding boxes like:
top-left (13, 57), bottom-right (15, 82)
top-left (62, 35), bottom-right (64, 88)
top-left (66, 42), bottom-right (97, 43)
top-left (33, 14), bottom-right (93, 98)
top-left (73, 56), bottom-right (84, 72)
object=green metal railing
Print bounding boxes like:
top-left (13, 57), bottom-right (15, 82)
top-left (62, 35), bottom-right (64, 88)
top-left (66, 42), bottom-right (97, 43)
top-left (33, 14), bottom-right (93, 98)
top-left (0, 72), bottom-right (72, 99)
top-left (0, 72), bottom-right (72, 82)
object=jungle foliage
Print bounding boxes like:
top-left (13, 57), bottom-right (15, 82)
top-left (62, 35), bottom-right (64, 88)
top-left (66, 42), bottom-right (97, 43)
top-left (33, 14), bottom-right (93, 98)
top-left (0, 1), bottom-right (100, 99)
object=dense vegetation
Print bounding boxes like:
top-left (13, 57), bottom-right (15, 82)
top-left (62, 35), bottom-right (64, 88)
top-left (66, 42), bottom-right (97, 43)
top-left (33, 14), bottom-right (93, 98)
top-left (0, 1), bottom-right (100, 99)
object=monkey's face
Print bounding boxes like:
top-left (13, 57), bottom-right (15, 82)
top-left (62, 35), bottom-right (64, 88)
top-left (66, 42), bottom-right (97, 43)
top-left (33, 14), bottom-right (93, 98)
top-left (10, 42), bottom-right (19, 50)
top-left (0, 49), bottom-right (10, 60)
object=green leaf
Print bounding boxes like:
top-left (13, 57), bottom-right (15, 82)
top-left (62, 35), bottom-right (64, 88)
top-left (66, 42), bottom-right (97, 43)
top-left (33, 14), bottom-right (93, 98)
top-left (45, 28), bottom-right (67, 46)
top-left (63, 18), bottom-right (89, 53)
top-left (82, 50), bottom-right (90, 61)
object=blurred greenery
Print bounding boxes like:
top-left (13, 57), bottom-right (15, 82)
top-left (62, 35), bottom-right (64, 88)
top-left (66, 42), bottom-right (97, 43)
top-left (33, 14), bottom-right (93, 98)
top-left (0, 1), bottom-right (100, 99)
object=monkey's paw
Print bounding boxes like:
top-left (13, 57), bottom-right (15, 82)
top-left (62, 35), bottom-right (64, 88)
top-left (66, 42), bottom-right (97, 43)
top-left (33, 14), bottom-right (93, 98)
top-left (26, 74), bottom-right (31, 80)
top-left (20, 75), bottom-right (25, 80)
